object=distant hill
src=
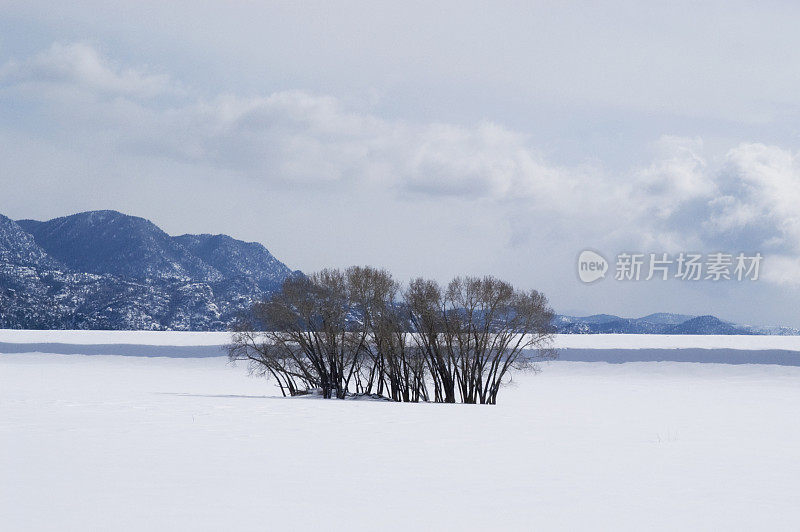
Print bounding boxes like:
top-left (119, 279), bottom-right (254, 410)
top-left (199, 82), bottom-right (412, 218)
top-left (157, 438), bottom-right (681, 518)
top-left (635, 313), bottom-right (695, 325)
top-left (554, 313), bottom-right (799, 335)
top-left (1, 210), bottom-right (298, 330)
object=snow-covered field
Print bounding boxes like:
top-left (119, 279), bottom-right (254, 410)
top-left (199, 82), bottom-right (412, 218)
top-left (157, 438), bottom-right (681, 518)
top-left (2, 329), bottom-right (800, 350)
top-left (3, 331), bottom-right (800, 530)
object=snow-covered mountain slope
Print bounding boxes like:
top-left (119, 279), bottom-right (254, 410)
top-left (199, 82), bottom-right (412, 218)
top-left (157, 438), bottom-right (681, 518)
top-left (0, 214), bottom-right (61, 268)
top-left (1, 211), bottom-right (296, 330)
top-left (174, 233), bottom-right (292, 292)
top-left (18, 210), bottom-right (220, 280)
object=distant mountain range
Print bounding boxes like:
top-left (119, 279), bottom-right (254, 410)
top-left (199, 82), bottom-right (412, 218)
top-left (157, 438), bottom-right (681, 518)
top-left (0, 210), bottom-right (298, 330)
top-left (553, 313), bottom-right (800, 335)
top-left (1, 210), bottom-right (796, 334)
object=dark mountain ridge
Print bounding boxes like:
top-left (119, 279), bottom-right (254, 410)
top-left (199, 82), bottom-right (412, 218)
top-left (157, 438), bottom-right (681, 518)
top-left (1, 210), bottom-right (297, 330)
top-left (18, 210), bottom-right (219, 281)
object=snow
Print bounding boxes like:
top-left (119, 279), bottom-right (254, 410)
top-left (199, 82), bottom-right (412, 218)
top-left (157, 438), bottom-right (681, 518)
top-left (0, 329), bottom-right (231, 346)
top-left (3, 338), bottom-right (800, 530)
top-left (2, 329), bottom-right (799, 350)
top-left (553, 333), bottom-right (800, 350)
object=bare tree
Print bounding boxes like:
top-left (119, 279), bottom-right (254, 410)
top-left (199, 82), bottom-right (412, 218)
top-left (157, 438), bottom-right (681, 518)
top-left (346, 266), bottom-right (428, 402)
top-left (444, 276), bottom-right (555, 404)
top-left (404, 276), bottom-right (555, 404)
top-left (404, 278), bottom-right (458, 403)
top-left (227, 327), bottom-right (314, 397)
top-left (229, 271), bottom-right (365, 399)
top-left (229, 268), bottom-right (555, 403)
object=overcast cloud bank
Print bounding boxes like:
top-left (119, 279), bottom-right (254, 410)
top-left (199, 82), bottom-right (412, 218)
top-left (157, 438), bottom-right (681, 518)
top-left (1, 39), bottom-right (799, 325)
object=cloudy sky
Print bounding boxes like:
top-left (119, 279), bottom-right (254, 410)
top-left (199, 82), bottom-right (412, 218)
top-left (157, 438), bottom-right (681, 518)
top-left (2, 1), bottom-right (800, 326)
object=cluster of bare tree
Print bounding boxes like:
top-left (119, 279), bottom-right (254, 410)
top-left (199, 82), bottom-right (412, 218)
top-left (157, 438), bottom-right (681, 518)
top-left (228, 267), bottom-right (555, 404)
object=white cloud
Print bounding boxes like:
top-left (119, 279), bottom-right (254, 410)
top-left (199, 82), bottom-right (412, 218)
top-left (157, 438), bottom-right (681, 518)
top-left (635, 136), bottom-right (713, 219)
top-left (761, 255), bottom-right (800, 287)
top-left (1, 47), bottom-right (584, 199)
top-left (0, 42), bottom-right (176, 99)
top-left (706, 143), bottom-right (800, 253)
